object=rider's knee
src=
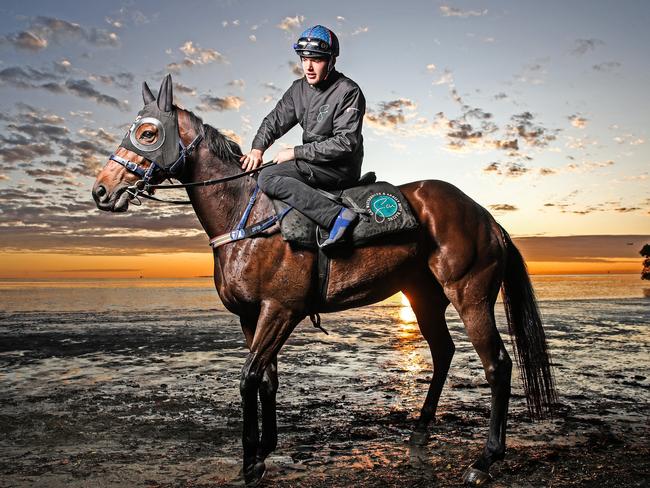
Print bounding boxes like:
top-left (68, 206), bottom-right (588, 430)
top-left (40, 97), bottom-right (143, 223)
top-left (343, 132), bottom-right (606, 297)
top-left (257, 166), bottom-right (277, 191)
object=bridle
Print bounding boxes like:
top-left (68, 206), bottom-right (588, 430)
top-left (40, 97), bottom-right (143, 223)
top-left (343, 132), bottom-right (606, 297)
top-left (109, 128), bottom-right (275, 205)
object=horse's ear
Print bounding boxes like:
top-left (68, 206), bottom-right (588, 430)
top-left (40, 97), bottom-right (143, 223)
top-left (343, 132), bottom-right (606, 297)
top-left (142, 81), bottom-right (155, 104)
top-left (156, 74), bottom-right (173, 112)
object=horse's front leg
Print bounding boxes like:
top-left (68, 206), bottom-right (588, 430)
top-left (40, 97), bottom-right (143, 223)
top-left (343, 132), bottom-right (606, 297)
top-left (239, 301), bottom-right (301, 487)
top-left (258, 357), bottom-right (278, 461)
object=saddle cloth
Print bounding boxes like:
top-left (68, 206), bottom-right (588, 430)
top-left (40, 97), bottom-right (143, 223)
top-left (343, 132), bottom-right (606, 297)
top-left (271, 179), bottom-right (419, 249)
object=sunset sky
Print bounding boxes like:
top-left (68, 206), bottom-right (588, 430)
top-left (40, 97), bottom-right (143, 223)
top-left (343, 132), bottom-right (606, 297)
top-left (0, 0), bottom-right (648, 278)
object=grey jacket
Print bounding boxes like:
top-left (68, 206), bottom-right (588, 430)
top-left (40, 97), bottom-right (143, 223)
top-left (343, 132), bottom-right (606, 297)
top-left (251, 70), bottom-right (365, 175)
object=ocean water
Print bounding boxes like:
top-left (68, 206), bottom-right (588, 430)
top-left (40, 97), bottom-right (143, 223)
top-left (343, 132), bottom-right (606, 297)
top-left (0, 273), bottom-right (647, 313)
top-left (0, 273), bottom-right (648, 486)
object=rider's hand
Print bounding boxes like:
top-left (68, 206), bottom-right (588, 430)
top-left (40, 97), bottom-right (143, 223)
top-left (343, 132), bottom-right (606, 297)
top-left (273, 147), bottom-right (295, 164)
top-left (240, 149), bottom-right (264, 172)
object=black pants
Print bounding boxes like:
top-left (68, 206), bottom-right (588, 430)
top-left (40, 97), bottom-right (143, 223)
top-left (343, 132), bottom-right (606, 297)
top-left (258, 160), bottom-right (358, 228)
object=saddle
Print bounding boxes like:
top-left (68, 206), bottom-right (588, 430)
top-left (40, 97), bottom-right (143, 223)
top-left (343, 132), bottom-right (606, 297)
top-left (270, 172), bottom-right (419, 249)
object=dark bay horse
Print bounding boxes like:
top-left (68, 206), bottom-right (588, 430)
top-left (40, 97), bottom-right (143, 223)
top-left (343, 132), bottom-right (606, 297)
top-left (92, 76), bottom-right (556, 486)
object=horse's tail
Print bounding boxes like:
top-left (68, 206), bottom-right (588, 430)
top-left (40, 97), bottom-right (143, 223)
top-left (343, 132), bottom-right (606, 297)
top-left (499, 226), bottom-right (557, 419)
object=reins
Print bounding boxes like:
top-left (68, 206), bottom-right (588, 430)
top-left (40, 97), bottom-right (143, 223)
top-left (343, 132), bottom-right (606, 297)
top-left (113, 130), bottom-right (277, 205)
top-left (146, 161), bottom-right (277, 191)
top-left (126, 161), bottom-right (277, 205)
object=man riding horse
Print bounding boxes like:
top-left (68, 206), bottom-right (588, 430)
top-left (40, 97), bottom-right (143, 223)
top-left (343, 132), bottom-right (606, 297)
top-left (92, 23), bottom-right (557, 485)
top-left (240, 25), bottom-right (364, 248)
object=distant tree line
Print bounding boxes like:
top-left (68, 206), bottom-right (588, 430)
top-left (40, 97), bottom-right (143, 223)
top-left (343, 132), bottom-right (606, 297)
top-left (641, 244), bottom-right (650, 280)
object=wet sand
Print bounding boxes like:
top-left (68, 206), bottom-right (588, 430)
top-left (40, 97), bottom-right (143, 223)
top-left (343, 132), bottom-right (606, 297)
top-left (1, 298), bottom-right (648, 487)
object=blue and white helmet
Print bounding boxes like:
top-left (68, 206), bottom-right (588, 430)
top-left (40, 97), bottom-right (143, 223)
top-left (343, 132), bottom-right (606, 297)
top-left (293, 25), bottom-right (340, 59)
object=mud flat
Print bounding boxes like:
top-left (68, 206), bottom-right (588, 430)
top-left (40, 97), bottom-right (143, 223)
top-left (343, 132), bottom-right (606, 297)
top-left (0, 297), bottom-right (648, 487)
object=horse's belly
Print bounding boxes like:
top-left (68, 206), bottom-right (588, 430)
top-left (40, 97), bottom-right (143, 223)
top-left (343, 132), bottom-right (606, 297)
top-left (321, 240), bottom-right (419, 311)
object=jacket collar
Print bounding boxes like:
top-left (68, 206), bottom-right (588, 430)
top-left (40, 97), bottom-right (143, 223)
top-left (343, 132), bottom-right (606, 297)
top-left (306, 69), bottom-right (341, 91)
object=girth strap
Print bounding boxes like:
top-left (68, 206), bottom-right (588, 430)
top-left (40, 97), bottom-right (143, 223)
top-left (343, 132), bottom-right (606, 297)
top-left (209, 208), bottom-right (292, 248)
top-left (209, 185), bottom-right (293, 248)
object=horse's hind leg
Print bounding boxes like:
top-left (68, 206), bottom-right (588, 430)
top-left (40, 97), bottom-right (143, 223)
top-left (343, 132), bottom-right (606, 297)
top-left (443, 269), bottom-right (512, 485)
top-left (403, 273), bottom-right (453, 446)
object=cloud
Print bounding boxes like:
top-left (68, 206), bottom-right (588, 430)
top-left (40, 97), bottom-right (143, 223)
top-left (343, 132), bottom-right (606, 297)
top-left (249, 35), bottom-right (257, 42)
top-left (0, 185), bottom-right (208, 255)
top-left (508, 111), bottom-right (558, 147)
top-left (489, 204), bottom-right (518, 212)
top-left (0, 104), bottom-right (118, 179)
top-left (219, 129), bottom-right (243, 146)
top-left (105, 17), bottom-right (123, 28)
top-left (0, 65), bottom-right (59, 87)
top-left (514, 235), bottom-right (650, 262)
top-left (2, 30), bottom-right (48, 51)
top-left (172, 82), bottom-right (197, 97)
top-left (483, 162), bottom-right (530, 177)
top-left (6, 122), bottom-right (69, 140)
top-left (426, 64), bottom-right (436, 72)
top-left (565, 159), bottom-right (614, 172)
top-left (9, 104), bottom-right (66, 125)
top-left (433, 69), bottom-right (454, 86)
top-left (179, 41), bottom-right (223, 63)
top-left (289, 61), bottom-right (303, 77)
top-left (228, 79), bottom-right (246, 89)
top-left (0, 65), bottom-right (127, 110)
top-left (277, 15), bottom-right (304, 31)
top-left (568, 114), bottom-right (588, 128)
top-left (571, 38), bottom-right (604, 56)
top-left (613, 134), bottom-right (644, 145)
top-left (262, 82), bottom-right (283, 94)
top-left (65, 79), bottom-right (126, 110)
top-left (351, 26), bottom-right (369, 36)
top-left (515, 62), bottom-right (547, 85)
top-left (1, 16), bottom-right (120, 52)
top-left (541, 192), bottom-right (643, 216)
top-left (89, 72), bottom-right (135, 90)
top-left (54, 58), bottom-right (72, 73)
top-left (440, 5), bottom-right (488, 17)
top-left (593, 61), bottom-right (621, 72)
top-left (77, 128), bottom-right (117, 144)
top-left (197, 95), bottom-right (243, 112)
top-left (364, 98), bottom-right (417, 130)
top-left (167, 41), bottom-right (226, 72)
top-left (491, 139), bottom-right (519, 150)
top-left (0, 143), bottom-right (54, 163)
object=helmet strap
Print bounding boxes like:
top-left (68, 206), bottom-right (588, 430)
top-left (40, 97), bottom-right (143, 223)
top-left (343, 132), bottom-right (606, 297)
top-left (326, 56), bottom-right (336, 76)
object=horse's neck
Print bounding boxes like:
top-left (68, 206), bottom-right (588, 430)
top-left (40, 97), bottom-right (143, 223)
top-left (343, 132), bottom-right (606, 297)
top-left (182, 148), bottom-right (255, 240)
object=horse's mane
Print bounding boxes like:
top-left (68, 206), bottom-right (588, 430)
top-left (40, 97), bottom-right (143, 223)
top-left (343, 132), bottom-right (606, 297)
top-left (182, 107), bottom-right (244, 167)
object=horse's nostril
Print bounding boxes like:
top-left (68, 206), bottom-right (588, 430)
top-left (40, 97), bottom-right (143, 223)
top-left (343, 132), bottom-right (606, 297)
top-left (93, 184), bottom-right (110, 205)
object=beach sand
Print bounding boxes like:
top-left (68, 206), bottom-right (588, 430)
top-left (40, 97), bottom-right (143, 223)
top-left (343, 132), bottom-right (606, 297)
top-left (1, 296), bottom-right (648, 487)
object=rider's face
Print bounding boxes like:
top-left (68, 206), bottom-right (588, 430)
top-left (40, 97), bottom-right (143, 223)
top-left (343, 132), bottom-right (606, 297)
top-left (301, 57), bottom-right (329, 85)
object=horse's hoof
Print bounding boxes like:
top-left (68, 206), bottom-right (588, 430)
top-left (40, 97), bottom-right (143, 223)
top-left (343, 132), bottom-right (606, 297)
top-left (409, 430), bottom-right (429, 446)
top-left (462, 466), bottom-right (492, 486)
top-left (244, 461), bottom-right (266, 487)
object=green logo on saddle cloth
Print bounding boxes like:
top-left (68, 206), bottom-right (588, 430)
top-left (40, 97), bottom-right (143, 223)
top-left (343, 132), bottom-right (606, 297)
top-left (366, 193), bottom-right (402, 223)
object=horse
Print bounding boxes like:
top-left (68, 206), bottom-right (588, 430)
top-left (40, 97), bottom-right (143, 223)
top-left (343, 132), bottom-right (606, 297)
top-left (92, 75), bottom-right (556, 487)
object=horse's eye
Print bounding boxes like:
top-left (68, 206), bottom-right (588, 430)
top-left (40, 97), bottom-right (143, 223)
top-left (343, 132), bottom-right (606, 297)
top-left (142, 130), bottom-right (155, 139)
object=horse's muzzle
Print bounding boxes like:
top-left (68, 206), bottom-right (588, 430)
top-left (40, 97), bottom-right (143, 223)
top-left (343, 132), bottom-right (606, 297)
top-left (92, 183), bottom-right (130, 212)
